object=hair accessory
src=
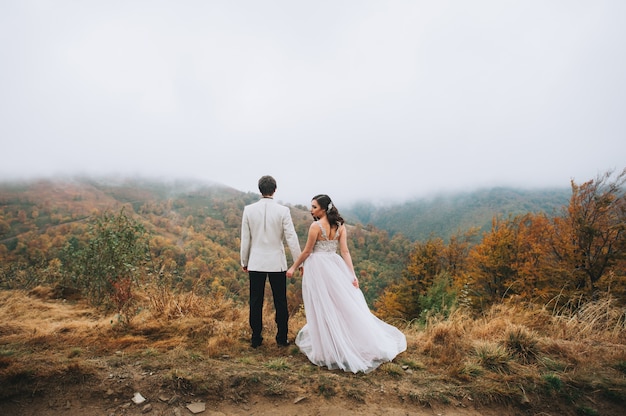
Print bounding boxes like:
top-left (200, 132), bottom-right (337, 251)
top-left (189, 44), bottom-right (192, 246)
top-left (328, 202), bottom-right (333, 210)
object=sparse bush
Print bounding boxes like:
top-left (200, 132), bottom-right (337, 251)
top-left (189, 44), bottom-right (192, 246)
top-left (504, 325), bottom-right (539, 364)
top-left (61, 209), bottom-right (149, 326)
top-left (399, 358), bottom-right (424, 371)
top-left (264, 358), bottom-right (290, 371)
top-left (542, 373), bottom-right (563, 393)
top-left (422, 314), bottom-right (468, 365)
top-left (380, 362), bottom-right (404, 378)
top-left (317, 376), bottom-right (337, 398)
top-left (473, 341), bottom-right (511, 374)
top-left (458, 362), bottom-right (484, 378)
top-left (418, 272), bottom-right (458, 323)
top-left (264, 379), bottom-right (285, 396)
top-left (345, 387), bottom-right (366, 402)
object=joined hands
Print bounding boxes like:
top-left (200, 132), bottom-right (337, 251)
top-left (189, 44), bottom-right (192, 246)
top-left (287, 266), bottom-right (303, 278)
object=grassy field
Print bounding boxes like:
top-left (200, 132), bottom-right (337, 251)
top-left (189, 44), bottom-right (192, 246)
top-left (0, 286), bottom-right (625, 415)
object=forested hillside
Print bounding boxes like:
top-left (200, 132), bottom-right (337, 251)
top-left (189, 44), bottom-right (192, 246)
top-left (2, 172), bottom-right (625, 317)
top-left (346, 187), bottom-right (571, 241)
top-left (2, 170), bottom-right (626, 317)
top-left (0, 177), bottom-right (410, 307)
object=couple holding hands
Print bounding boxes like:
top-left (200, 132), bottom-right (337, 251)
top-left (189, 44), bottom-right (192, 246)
top-left (240, 175), bottom-right (406, 374)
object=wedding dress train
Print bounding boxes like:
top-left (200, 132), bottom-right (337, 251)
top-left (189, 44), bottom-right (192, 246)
top-left (295, 222), bottom-right (407, 373)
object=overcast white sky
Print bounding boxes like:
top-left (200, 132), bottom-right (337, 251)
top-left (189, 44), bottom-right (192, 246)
top-left (1, 1), bottom-right (624, 206)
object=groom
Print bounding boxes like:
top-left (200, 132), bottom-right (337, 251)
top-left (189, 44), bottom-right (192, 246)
top-left (240, 175), bottom-right (301, 348)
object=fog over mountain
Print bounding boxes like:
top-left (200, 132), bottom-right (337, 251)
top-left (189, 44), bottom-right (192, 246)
top-left (1, 1), bottom-right (625, 205)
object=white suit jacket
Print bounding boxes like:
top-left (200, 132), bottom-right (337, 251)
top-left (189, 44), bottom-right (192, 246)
top-left (240, 198), bottom-right (302, 272)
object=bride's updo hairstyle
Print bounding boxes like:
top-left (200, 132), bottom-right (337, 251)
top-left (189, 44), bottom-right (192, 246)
top-left (312, 194), bottom-right (344, 227)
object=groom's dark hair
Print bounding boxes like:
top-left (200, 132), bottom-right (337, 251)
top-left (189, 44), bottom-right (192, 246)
top-left (258, 175), bottom-right (277, 196)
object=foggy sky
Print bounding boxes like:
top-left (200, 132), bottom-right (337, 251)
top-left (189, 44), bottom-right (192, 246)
top-left (1, 1), bottom-right (625, 207)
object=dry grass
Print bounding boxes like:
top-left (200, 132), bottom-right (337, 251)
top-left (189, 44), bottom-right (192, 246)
top-left (553, 295), bottom-right (626, 342)
top-left (1, 286), bottom-right (625, 415)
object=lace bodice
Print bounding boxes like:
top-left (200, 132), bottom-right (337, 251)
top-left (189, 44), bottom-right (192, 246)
top-left (312, 221), bottom-right (339, 253)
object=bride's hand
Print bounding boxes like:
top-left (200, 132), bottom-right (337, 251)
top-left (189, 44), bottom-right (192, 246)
top-left (352, 277), bottom-right (359, 288)
top-left (286, 267), bottom-right (295, 278)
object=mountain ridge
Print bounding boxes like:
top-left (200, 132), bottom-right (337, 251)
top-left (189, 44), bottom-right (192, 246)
top-left (0, 176), bottom-right (572, 242)
top-left (344, 186), bottom-right (571, 241)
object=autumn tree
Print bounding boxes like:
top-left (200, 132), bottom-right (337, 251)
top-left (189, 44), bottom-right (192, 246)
top-left (552, 168), bottom-right (626, 295)
top-left (443, 228), bottom-right (478, 277)
top-left (512, 213), bottom-right (564, 300)
top-left (376, 233), bottom-right (468, 320)
top-left (463, 169), bottom-right (626, 309)
top-left (465, 216), bottom-right (520, 307)
top-left (464, 212), bottom-right (571, 309)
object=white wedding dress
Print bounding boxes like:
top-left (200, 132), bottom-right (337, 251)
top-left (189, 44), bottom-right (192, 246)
top-left (295, 222), bottom-right (407, 373)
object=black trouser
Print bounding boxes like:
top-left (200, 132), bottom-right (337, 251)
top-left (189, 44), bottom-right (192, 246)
top-left (249, 271), bottom-right (289, 344)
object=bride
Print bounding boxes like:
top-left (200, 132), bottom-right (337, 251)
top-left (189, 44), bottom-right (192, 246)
top-left (287, 194), bottom-right (406, 373)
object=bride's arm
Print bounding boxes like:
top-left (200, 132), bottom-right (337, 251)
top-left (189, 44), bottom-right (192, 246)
top-left (287, 222), bottom-right (319, 277)
top-left (338, 225), bottom-right (359, 288)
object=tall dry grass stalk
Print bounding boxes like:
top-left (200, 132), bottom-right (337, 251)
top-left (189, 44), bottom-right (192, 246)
top-left (411, 309), bottom-right (471, 367)
top-left (503, 325), bottom-right (539, 364)
top-left (0, 286), bottom-right (110, 344)
top-left (551, 295), bottom-right (626, 343)
top-left (405, 295), bottom-right (626, 380)
top-left (146, 285), bottom-right (207, 319)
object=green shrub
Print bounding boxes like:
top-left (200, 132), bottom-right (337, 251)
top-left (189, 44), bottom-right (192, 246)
top-left (419, 273), bottom-right (458, 322)
top-left (61, 209), bottom-right (149, 324)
